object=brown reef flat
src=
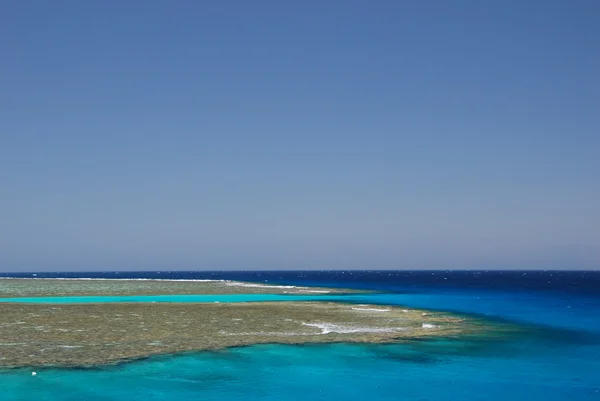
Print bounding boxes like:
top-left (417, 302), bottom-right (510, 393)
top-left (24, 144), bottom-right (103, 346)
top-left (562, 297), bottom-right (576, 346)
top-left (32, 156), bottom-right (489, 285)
top-left (0, 278), bottom-right (357, 298)
top-left (0, 301), bottom-right (494, 368)
top-left (0, 279), bottom-right (509, 368)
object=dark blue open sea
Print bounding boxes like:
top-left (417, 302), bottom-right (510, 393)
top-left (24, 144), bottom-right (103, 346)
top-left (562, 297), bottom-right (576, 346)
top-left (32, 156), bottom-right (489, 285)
top-left (1, 270), bottom-right (599, 400)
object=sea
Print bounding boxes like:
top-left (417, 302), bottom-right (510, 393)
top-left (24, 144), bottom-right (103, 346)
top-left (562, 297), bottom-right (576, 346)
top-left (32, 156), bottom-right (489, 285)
top-left (0, 270), bottom-right (599, 401)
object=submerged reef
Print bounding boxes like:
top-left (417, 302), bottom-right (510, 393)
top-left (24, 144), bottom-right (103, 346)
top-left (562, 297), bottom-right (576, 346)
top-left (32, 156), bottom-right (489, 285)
top-left (0, 278), bottom-right (353, 297)
top-left (0, 279), bottom-right (512, 368)
top-left (0, 301), bottom-right (502, 368)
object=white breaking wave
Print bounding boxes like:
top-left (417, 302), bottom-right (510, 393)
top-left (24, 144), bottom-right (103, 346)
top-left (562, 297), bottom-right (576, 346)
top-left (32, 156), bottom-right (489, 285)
top-left (302, 322), bottom-right (405, 334)
top-left (351, 307), bottom-right (391, 312)
top-left (224, 282), bottom-right (298, 289)
top-left (422, 323), bottom-right (438, 329)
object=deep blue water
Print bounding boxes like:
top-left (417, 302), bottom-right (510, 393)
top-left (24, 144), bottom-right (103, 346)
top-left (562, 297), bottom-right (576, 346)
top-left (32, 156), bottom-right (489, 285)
top-left (1, 270), bottom-right (599, 400)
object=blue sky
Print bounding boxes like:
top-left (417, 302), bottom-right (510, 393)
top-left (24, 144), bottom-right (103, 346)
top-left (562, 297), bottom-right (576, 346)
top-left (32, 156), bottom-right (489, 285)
top-left (1, 1), bottom-right (598, 271)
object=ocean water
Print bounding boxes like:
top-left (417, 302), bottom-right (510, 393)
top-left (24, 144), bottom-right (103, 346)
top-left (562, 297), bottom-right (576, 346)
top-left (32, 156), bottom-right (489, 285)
top-left (1, 270), bottom-right (599, 400)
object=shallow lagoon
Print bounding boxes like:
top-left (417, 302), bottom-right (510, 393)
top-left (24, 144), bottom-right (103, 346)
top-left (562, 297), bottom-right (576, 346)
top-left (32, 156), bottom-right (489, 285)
top-left (0, 293), bottom-right (354, 303)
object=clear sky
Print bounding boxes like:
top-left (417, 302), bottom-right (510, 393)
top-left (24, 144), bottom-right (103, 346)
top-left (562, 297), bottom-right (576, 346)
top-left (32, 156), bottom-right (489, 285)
top-left (1, 1), bottom-right (599, 271)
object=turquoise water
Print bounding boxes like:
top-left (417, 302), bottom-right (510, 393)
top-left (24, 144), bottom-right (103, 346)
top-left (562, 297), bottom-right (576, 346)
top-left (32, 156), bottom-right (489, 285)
top-left (1, 271), bottom-right (599, 400)
top-left (2, 339), bottom-right (598, 401)
top-left (0, 293), bottom-right (361, 304)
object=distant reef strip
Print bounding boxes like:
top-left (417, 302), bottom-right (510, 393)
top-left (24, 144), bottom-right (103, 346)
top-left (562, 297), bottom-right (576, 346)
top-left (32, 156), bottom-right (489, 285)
top-left (0, 278), bottom-right (362, 297)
